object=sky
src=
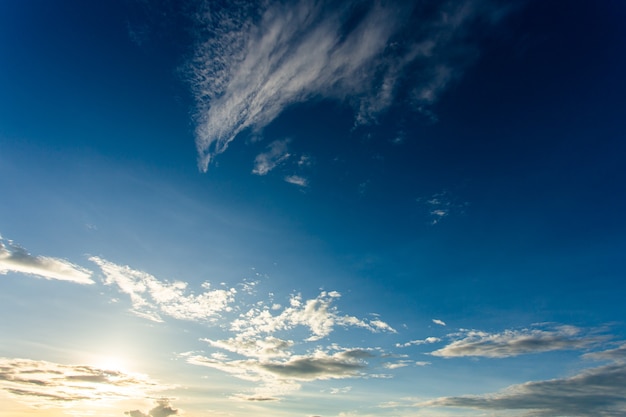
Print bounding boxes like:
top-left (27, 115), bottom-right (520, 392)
top-left (1, 0), bottom-right (626, 416)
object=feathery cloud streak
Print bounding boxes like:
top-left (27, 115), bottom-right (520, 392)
top-left (0, 236), bottom-right (93, 284)
top-left (187, 0), bottom-right (510, 170)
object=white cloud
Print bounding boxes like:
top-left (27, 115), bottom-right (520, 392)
top-left (284, 175), bottom-right (308, 187)
top-left (397, 337), bottom-right (440, 348)
top-left (0, 236), bottom-right (93, 285)
top-left (432, 319), bottom-right (446, 326)
top-left (431, 325), bottom-right (602, 358)
top-left (125, 399), bottom-right (179, 417)
top-left (0, 357), bottom-right (171, 409)
top-left (252, 139), bottom-right (291, 175)
top-left (421, 363), bottom-right (626, 416)
top-left (187, 291), bottom-right (394, 399)
top-left (187, 0), bottom-right (511, 171)
top-left (229, 291), bottom-right (395, 342)
top-left (90, 257), bottom-right (236, 323)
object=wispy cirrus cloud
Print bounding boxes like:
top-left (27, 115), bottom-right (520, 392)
top-left (90, 257), bottom-right (237, 323)
top-left (0, 357), bottom-right (171, 409)
top-left (187, 0), bottom-right (511, 171)
top-left (0, 236), bottom-right (93, 284)
top-left (431, 325), bottom-right (603, 358)
top-left (420, 362), bottom-right (626, 416)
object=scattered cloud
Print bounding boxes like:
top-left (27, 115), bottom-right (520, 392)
top-left (0, 357), bottom-right (171, 409)
top-left (90, 257), bottom-right (237, 323)
top-left (431, 325), bottom-right (603, 358)
top-left (125, 398), bottom-right (179, 417)
top-left (252, 139), bottom-right (291, 175)
top-left (228, 291), bottom-right (395, 342)
top-left (0, 236), bottom-right (94, 284)
top-left (186, 291), bottom-right (394, 399)
top-left (432, 319), bottom-right (446, 326)
top-left (397, 337), bottom-right (440, 348)
top-left (421, 362), bottom-right (626, 416)
top-left (187, 0), bottom-right (512, 170)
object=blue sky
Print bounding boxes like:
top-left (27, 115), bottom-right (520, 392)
top-left (1, 0), bottom-right (626, 416)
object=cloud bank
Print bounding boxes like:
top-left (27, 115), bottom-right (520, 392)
top-left (0, 236), bottom-right (93, 284)
top-left (422, 362), bottom-right (626, 416)
top-left (0, 357), bottom-right (170, 409)
top-left (187, 0), bottom-right (511, 170)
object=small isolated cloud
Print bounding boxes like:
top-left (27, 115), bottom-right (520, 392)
top-left (431, 325), bottom-right (602, 358)
top-left (125, 398), bottom-right (179, 417)
top-left (0, 357), bottom-right (171, 409)
top-left (0, 236), bottom-right (93, 284)
top-left (421, 362), bottom-right (626, 416)
top-left (397, 337), bottom-right (440, 348)
top-left (284, 175), bottom-right (308, 187)
top-left (432, 319), bottom-right (446, 326)
top-left (90, 257), bottom-right (236, 323)
top-left (187, 0), bottom-right (512, 170)
top-left (252, 139), bottom-right (291, 175)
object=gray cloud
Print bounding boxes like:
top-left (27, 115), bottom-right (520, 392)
top-left (125, 399), bottom-right (179, 417)
top-left (421, 363), bottom-right (626, 416)
top-left (0, 357), bottom-right (170, 408)
top-left (187, 0), bottom-right (511, 171)
top-left (431, 325), bottom-right (601, 358)
top-left (584, 343), bottom-right (626, 363)
top-left (186, 291), bottom-right (394, 399)
top-left (0, 236), bottom-right (93, 284)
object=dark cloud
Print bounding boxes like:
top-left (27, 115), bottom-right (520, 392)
top-left (422, 363), bottom-right (626, 416)
top-left (431, 325), bottom-right (602, 358)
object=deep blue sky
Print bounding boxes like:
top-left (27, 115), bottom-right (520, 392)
top-left (1, 1), bottom-right (626, 416)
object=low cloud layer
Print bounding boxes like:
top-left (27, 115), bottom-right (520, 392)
top-left (90, 257), bottom-right (236, 323)
top-left (0, 236), bottom-right (93, 284)
top-left (431, 325), bottom-right (601, 358)
top-left (125, 398), bottom-right (179, 417)
top-left (187, 0), bottom-right (511, 170)
top-left (0, 357), bottom-right (169, 409)
top-left (422, 362), bottom-right (626, 416)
